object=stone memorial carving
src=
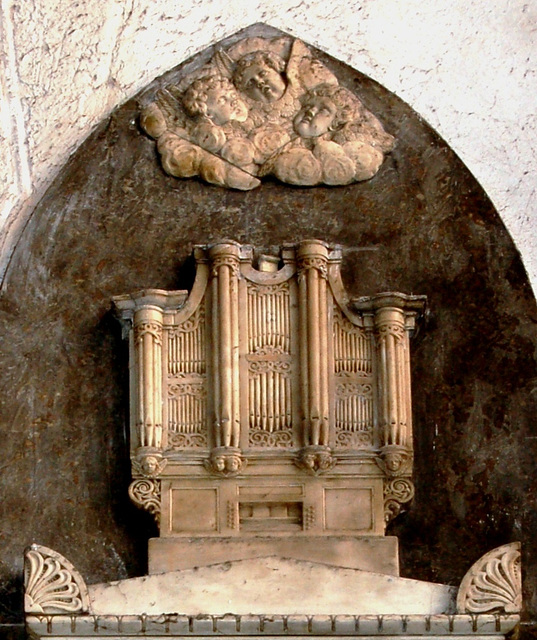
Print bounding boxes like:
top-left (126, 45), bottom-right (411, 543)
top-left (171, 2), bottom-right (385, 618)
top-left (23, 238), bottom-right (522, 639)
top-left (140, 37), bottom-right (394, 189)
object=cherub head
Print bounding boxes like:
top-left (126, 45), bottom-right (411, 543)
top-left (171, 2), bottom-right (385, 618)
top-left (384, 452), bottom-right (403, 473)
top-left (234, 50), bottom-right (287, 104)
top-left (226, 455), bottom-right (241, 472)
top-left (183, 75), bottom-right (248, 126)
top-left (293, 84), bottom-right (364, 138)
top-left (212, 455), bottom-right (226, 472)
top-left (141, 455), bottom-right (160, 476)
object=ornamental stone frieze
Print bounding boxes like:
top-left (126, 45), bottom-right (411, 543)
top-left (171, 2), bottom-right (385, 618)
top-left (140, 36), bottom-right (394, 190)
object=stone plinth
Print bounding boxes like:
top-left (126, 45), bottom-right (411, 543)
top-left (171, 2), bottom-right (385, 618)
top-left (148, 535), bottom-right (400, 575)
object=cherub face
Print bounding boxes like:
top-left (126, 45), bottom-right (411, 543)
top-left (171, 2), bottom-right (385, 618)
top-left (227, 456), bottom-right (240, 472)
top-left (293, 97), bottom-right (337, 138)
top-left (142, 456), bottom-right (159, 475)
top-left (385, 453), bottom-right (402, 472)
top-left (213, 456), bottom-right (226, 472)
top-left (204, 87), bottom-right (248, 125)
top-left (239, 63), bottom-right (286, 103)
top-left (303, 454), bottom-right (316, 469)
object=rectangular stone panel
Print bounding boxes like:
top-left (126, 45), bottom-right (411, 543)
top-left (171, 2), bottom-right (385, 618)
top-left (171, 488), bottom-right (218, 533)
top-left (324, 488), bottom-right (373, 531)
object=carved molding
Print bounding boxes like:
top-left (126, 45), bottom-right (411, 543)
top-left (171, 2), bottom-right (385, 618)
top-left (128, 478), bottom-right (161, 524)
top-left (167, 431), bottom-right (208, 449)
top-left (24, 545), bottom-right (90, 614)
top-left (383, 477), bottom-right (414, 523)
top-left (227, 501), bottom-right (239, 530)
top-left (336, 430), bottom-right (373, 448)
top-left (26, 612), bottom-right (521, 639)
top-left (456, 542), bottom-right (522, 614)
top-left (140, 37), bottom-right (394, 190)
top-left (304, 506), bottom-right (316, 530)
top-left (249, 429), bottom-right (293, 448)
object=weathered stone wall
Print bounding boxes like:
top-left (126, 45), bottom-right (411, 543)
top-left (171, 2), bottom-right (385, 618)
top-left (1, 1), bottom-right (536, 292)
top-left (0, 28), bottom-right (536, 639)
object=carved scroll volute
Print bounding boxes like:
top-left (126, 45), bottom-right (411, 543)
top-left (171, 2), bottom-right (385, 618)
top-left (209, 242), bottom-right (241, 453)
top-left (296, 240), bottom-right (333, 471)
top-left (133, 307), bottom-right (164, 450)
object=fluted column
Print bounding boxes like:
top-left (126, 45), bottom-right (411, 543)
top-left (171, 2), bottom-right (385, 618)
top-left (297, 240), bottom-right (330, 448)
top-left (374, 305), bottom-right (411, 448)
top-left (133, 308), bottom-right (164, 450)
top-left (209, 243), bottom-right (241, 450)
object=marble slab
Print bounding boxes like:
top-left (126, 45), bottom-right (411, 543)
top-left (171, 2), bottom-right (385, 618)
top-left (89, 556), bottom-right (456, 616)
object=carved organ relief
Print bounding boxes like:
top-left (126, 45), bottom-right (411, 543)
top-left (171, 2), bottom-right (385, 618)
top-left (113, 240), bottom-right (425, 540)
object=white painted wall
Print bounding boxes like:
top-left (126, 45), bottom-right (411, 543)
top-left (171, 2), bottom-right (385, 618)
top-left (1, 0), bottom-right (536, 292)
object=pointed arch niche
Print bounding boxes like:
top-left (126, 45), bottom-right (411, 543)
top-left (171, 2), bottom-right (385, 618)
top-left (1, 24), bottom-right (537, 634)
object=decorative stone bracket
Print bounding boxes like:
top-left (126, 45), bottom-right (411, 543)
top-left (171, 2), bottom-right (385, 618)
top-left (383, 477), bottom-right (415, 523)
top-left (128, 478), bottom-right (161, 524)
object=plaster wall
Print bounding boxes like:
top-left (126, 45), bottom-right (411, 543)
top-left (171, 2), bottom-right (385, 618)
top-left (1, 0), bottom-right (536, 290)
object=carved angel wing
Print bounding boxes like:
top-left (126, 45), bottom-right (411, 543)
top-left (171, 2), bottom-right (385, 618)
top-left (213, 47), bottom-right (234, 79)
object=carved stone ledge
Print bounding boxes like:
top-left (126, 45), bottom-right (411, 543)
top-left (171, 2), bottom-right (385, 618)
top-left (204, 447), bottom-right (246, 476)
top-left (456, 542), bottom-right (522, 614)
top-left (24, 544), bottom-right (90, 614)
top-left (128, 478), bottom-right (161, 524)
top-left (25, 612), bottom-right (520, 638)
top-left (295, 445), bottom-right (336, 475)
top-left (383, 477), bottom-right (414, 523)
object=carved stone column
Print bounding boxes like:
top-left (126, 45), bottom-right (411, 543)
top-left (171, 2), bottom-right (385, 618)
top-left (296, 240), bottom-right (334, 474)
top-left (355, 292), bottom-right (425, 522)
top-left (133, 308), bottom-right (164, 451)
top-left (207, 242), bottom-right (244, 475)
top-left (374, 304), bottom-right (411, 451)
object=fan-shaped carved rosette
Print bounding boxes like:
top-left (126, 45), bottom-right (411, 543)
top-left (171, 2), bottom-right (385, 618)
top-left (383, 477), bottom-right (414, 523)
top-left (456, 542), bottom-right (522, 614)
top-left (128, 478), bottom-right (161, 524)
top-left (24, 545), bottom-right (89, 614)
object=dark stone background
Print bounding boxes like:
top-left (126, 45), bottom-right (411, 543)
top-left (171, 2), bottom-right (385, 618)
top-left (1, 25), bottom-right (536, 638)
